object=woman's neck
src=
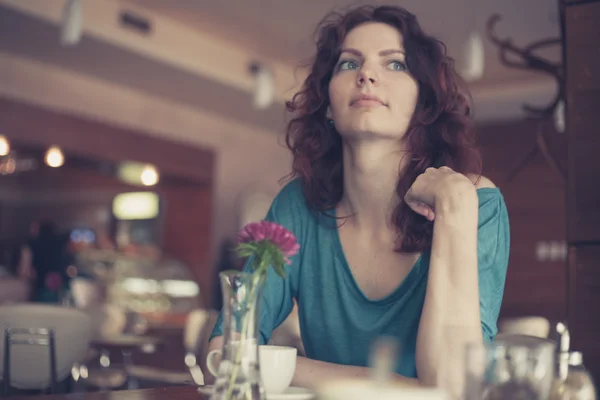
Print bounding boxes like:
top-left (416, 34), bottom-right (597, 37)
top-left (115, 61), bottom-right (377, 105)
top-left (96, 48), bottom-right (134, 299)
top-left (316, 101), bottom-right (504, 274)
top-left (339, 138), bottom-right (410, 235)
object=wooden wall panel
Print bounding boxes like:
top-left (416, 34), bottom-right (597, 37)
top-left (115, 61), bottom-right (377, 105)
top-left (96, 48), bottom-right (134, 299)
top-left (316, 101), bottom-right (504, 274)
top-left (478, 118), bottom-right (568, 321)
top-left (0, 98), bottom-right (215, 305)
top-left (0, 97), bottom-right (214, 186)
top-left (564, 0), bottom-right (600, 385)
top-left (161, 183), bottom-right (213, 303)
top-left (565, 1), bottom-right (600, 243)
top-left (0, 165), bottom-right (213, 302)
top-left (568, 246), bottom-right (600, 382)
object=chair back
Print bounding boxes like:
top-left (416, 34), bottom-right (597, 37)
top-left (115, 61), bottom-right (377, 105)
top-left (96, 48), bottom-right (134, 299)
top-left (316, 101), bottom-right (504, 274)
top-left (0, 304), bottom-right (92, 390)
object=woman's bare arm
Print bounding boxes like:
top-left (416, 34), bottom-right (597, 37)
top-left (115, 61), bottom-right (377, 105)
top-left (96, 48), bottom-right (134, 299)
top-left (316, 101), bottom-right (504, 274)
top-left (206, 336), bottom-right (419, 390)
top-left (416, 177), bottom-right (495, 396)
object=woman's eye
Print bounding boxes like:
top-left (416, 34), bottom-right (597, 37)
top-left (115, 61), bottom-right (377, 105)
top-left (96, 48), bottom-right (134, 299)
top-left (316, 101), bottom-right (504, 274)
top-left (387, 60), bottom-right (407, 71)
top-left (337, 60), bottom-right (359, 71)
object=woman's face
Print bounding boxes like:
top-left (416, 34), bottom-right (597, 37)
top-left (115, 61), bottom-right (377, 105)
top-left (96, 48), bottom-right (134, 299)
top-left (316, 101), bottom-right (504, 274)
top-left (328, 22), bottom-right (419, 141)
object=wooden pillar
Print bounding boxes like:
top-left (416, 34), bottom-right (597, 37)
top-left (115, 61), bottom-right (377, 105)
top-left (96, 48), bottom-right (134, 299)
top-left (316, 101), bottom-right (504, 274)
top-left (564, 0), bottom-right (600, 384)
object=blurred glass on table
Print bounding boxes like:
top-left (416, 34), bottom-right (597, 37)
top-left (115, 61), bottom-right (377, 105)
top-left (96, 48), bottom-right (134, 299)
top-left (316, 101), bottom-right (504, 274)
top-left (465, 335), bottom-right (556, 400)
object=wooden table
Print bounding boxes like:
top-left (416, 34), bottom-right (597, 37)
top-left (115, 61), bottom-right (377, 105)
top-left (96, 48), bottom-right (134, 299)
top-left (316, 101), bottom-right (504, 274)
top-left (10, 386), bottom-right (207, 400)
top-left (89, 335), bottom-right (167, 390)
top-left (90, 335), bottom-right (163, 352)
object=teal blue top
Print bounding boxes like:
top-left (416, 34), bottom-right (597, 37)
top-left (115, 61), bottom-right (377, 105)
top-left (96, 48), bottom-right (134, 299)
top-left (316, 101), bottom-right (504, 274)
top-left (211, 179), bottom-right (510, 378)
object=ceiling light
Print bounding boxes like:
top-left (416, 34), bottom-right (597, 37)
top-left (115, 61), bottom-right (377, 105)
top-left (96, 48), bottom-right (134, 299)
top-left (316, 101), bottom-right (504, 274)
top-left (118, 162), bottom-right (160, 186)
top-left (249, 62), bottom-right (275, 110)
top-left (0, 135), bottom-right (9, 156)
top-left (113, 192), bottom-right (160, 220)
top-left (61, 0), bottom-right (83, 46)
top-left (141, 164), bottom-right (159, 186)
top-left (45, 146), bottom-right (65, 168)
top-left (461, 31), bottom-right (485, 82)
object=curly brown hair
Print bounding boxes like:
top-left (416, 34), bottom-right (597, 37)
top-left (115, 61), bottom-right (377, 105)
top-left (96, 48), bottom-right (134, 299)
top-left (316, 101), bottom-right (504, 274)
top-left (285, 5), bottom-right (482, 252)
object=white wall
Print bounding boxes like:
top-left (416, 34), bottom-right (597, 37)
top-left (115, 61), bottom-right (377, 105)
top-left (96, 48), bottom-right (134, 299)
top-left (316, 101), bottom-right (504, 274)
top-left (0, 52), bottom-right (292, 266)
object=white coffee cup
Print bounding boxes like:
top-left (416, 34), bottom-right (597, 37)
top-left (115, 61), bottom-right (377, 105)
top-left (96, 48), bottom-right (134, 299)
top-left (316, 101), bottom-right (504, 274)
top-left (258, 345), bottom-right (297, 394)
top-left (207, 344), bottom-right (297, 394)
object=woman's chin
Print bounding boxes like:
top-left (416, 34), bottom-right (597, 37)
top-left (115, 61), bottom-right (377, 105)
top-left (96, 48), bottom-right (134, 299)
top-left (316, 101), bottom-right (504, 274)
top-left (339, 126), bottom-right (404, 142)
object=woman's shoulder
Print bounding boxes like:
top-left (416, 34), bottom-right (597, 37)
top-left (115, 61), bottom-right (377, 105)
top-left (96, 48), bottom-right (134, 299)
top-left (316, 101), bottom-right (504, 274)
top-left (468, 175), bottom-right (509, 235)
top-left (465, 174), bottom-right (496, 191)
top-left (467, 174), bottom-right (504, 205)
top-left (267, 178), bottom-right (312, 226)
top-left (473, 175), bottom-right (496, 190)
top-left (266, 178), bottom-right (319, 250)
top-left (272, 178), bottom-right (307, 209)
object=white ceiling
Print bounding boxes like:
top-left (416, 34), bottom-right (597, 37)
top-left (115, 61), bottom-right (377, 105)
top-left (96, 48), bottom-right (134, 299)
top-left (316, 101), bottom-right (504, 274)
top-left (0, 0), bottom-right (562, 130)
top-left (0, 5), bottom-right (286, 134)
top-left (126, 0), bottom-right (562, 86)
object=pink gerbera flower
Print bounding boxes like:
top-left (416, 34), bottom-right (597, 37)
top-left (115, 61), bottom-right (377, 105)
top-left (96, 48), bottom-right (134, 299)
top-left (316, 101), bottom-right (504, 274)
top-left (237, 221), bottom-right (300, 277)
top-left (238, 221), bottom-right (299, 261)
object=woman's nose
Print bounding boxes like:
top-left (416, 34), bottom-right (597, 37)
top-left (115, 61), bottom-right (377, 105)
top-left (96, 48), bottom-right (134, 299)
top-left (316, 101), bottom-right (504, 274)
top-left (357, 68), bottom-right (377, 86)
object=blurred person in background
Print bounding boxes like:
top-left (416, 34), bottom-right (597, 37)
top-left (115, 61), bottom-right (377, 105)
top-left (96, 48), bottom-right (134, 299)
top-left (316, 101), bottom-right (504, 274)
top-left (28, 220), bottom-right (72, 302)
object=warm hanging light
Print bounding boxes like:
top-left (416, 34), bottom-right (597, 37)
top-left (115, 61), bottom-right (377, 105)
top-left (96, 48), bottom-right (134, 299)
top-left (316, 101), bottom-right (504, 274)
top-left (140, 164), bottom-right (159, 186)
top-left (249, 63), bottom-right (275, 110)
top-left (461, 31), bottom-right (485, 82)
top-left (60, 0), bottom-right (83, 47)
top-left (0, 135), bottom-right (9, 156)
top-left (113, 192), bottom-right (160, 220)
top-left (118, 162), bottom-right (160, 186)
top-left (45, 146), bottom-right (65, 168)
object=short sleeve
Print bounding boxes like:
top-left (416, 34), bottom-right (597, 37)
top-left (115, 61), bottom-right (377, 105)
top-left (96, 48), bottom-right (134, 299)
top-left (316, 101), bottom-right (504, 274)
top-left (210, 180), bottom-right (305, 345)
top-left (476, 189), bottom-right (510, 343)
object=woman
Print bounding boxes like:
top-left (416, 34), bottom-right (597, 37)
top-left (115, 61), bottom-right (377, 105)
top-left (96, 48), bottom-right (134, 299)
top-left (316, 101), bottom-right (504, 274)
top-left (209, 4), bottom-right (509, 392)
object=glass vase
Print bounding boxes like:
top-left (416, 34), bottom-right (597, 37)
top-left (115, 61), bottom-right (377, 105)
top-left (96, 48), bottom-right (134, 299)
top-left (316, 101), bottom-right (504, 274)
top-left (211, 270), bottom-right (266, 400)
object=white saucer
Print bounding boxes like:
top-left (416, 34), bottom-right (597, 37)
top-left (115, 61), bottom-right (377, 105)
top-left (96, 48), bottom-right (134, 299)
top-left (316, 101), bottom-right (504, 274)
top-left (267, 387), bottom-right (315, 400)
top-left (197, 385), bottom-right (213, 396)
top-left (196, 385), bottom-right (315, 399)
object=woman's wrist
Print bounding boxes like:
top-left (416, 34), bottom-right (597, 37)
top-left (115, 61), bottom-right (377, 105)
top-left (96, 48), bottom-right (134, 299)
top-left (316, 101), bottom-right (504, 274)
top-left (434, 181), bottom-right (478, 220)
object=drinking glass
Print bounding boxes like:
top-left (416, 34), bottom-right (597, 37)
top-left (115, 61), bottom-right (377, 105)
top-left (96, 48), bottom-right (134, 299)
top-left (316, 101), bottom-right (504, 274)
top-left (464, 335), bottom-right (556, 400)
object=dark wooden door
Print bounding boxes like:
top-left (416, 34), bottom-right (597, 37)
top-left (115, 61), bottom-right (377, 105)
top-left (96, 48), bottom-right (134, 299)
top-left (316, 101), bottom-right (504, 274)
top-left (564, 0), bottom-right (600, 384)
